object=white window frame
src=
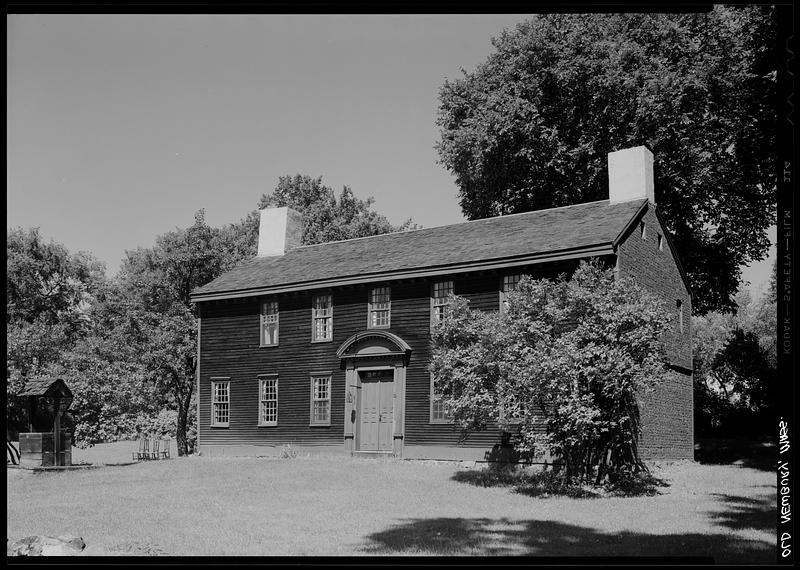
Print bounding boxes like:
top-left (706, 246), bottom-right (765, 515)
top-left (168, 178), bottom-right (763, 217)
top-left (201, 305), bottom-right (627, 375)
top-left (258, 375), bottom-right (278, 427)
top-left (211, 379), bottom-right (230, 427)
top-left (260, 300), bottom-right (279, 347)
top-left (310, 375), bottom-right (332, 426)
top-left (431, 280), bottom-right (454, 326)
top-left (368, 286), bottom-right (391, 329)
top-left (311, 293), bottom-right (333, 342)
top-left (500, 274), bottom-right (523, 313)
top-left (430, 373), bottom-right (453, 424)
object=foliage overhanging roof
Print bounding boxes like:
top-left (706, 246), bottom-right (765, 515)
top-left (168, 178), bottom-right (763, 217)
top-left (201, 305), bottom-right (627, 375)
top-left (191, 198), bottom-right (651, 302)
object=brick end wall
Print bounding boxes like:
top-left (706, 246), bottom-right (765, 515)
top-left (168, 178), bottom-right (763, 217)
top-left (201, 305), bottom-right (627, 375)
top-left (618, 205), bottom-right (694, 461)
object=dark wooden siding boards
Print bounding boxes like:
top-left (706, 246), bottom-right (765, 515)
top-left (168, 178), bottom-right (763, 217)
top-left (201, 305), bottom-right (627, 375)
top-left (199, 263), bottom-right (583, 450)
top-left (197, 245), bottom-right (692, 460)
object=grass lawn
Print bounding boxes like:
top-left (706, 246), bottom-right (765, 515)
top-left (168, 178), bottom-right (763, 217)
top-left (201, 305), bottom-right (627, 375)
top-left (7, 442), bottom-right (776, 561)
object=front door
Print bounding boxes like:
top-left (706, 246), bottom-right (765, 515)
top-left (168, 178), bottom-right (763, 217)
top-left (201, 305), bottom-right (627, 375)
top-left (358, 370), bottom-right (394, 451)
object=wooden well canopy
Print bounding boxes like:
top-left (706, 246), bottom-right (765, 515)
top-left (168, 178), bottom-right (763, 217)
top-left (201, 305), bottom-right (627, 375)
top-left (18, 378), bottom-right (74, 467)
top-left (19, 377), bottom-right (74, 400)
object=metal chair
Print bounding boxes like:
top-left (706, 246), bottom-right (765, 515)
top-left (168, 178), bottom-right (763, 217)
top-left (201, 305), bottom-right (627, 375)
top-left (158, 438), bottom-right (170, 459)
top-left (147, 438), bottom-right (160, 460)
top-left (132, 437), bottom-right (149, 461)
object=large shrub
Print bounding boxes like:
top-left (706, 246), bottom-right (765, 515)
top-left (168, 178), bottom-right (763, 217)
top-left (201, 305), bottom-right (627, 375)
top-left (431, 260), bottom-right (671, 485)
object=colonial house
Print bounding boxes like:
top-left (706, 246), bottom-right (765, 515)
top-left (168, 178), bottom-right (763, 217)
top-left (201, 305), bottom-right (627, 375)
top-left (189, 146), bottom-right (693, 461)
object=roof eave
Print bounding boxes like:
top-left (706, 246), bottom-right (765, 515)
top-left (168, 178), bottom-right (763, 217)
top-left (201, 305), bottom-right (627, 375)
top-left (190, 242), bottom-right (616, 303)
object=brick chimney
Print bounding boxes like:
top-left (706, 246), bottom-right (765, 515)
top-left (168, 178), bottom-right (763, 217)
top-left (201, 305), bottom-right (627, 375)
top-left (257, 207), bottom-right (304, 257)
top-left (607, 145), bottom-right (655, 204)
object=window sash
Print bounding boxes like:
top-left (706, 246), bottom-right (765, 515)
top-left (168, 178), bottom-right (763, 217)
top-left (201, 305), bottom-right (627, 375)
top-left (261, 301), bottom-right (279, 346)
top-left (432, 281), bottom-right (453, 323)
top-left (259, 377), bottom-right (278, 426)
top-left (368, 287), bottom-right (391, 328)
top-left (211, 381), bottom-right (230, 426)
top-left (500, 274), bottom-right (523, 312)
top-left (430, 374), bottom-right (453, 423)
top-left (312, 294), bottom-right (333, 341)
top-left (311, 376), bottom-right (331, 425)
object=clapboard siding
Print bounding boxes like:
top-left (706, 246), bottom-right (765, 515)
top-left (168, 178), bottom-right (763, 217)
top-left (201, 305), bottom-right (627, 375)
top-left (198, 255), bottom-right (684, 453)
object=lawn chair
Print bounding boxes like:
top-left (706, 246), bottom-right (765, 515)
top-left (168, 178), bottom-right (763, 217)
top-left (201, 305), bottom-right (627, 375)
top-left (132, 437), bottom-right (149, 461)
top-left (147, 438), bottom-right (161, 460)
top-left (158, 438), bottom-right (170, 459)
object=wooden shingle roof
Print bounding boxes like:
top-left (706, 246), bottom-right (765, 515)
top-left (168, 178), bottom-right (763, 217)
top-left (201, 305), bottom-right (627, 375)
top-left (191, 199), bottom-right (648, 302)
top-left (19, 378), bottom-right (73, 398)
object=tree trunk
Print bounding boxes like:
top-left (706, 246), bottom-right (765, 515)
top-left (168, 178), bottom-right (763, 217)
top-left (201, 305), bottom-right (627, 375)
top-left (176, 403), bottom-right (189, 457)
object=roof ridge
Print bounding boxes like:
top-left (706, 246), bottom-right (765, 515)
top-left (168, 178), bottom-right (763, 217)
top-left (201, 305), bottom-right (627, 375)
top-left (293, 198), bottom-right (619, 251)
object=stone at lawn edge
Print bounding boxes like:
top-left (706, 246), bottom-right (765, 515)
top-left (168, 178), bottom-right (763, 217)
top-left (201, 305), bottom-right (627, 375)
top-left (8, 535), bottom-right (85, 556)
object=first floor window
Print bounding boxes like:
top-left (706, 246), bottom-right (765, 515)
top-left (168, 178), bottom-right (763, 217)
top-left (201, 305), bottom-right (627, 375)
top-left (432, 280), bottom-right (454, 323)
top-left (259, 375), bottom-right (278, 426)
top-left (211, 379), bottom-right (230, 427)
top-left (261, 301), bottom-right (279, 346)
top-left (311, 376), bottom-right (331, 426)
top-left (368, 286), bottom-right (391, 328)
top-left (430, 374), bottom-right (453, 423)
top-left (312, 294), bottom-right (333, 341)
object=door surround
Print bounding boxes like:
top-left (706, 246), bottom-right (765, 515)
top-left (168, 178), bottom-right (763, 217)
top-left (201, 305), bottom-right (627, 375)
top-left (336, 330), bottom-right (410, 456)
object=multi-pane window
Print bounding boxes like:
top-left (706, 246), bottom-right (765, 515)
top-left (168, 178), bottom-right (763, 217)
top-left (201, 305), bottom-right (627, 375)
top-left (211, 380), bottom-right (230, 427)
top-left (311, 376), bottom-right (331, 426)
top-left (368, 287), bottom-right (391, 328)
top-left (261, 301), bottom-right (279, 346)
top-left (258, 376), bottom-right (278, 426)
top-left (312, 294), bottom-right (333, 341)
top-left (430, 374), bottom-right (453, 423)
top-left (500, 274), bottom-right (523, 312)
top-left (432, 281), bottom-right (454, 323)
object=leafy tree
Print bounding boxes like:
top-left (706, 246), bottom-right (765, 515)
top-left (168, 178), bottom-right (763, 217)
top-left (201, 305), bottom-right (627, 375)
top-left (431, 261), bottom-right (670, 485)
top-left (116, 211), bottom-right (237, 456)
top-left (6, 228), bottom-right (105, 435)
top-left (691, 275), bottom-right (777, 436)
top-left (436, 7), bottom-right (776, 314)
top-left (227, 174), bottom-right (418, 258)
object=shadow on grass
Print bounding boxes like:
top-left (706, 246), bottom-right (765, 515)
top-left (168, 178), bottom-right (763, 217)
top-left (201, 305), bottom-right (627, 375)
top-left (694, 438), bottom-right (775, 472)
top-left (360, 516), bottom-right (773, 562)
top-left (710, 493), bottom-right (775, 534)
top-left (452, 466), bottom-right (669, 498)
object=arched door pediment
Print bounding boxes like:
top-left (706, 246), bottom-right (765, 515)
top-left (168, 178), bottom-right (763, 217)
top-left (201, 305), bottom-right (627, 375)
top-left (336, 330), bottom-right (412, 366)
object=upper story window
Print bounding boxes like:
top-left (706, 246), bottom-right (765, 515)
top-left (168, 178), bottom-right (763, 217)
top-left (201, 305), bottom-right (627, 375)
top-left (211, 379), bottom-right (230, 427)
top-left (677, 299), bottom-right (684, 334)
top-left (310, 375), bottom-right (331, 426)
top-left (657, 233), bottom-right (664, 251)
top-left (368, 286), bottom-right (391, 328)
top-left (261, 301), bottom-right (279, 346)
top-left (640, 221), bottom-right (647, 240)
top-left (258, 375), bottom-right (278, 427)
top-left (432, 280), bottom-right (454, 324)
top-left (312, 294), bottom-right (333, 342)
top-left (500, 274), bottom-right (523, 313)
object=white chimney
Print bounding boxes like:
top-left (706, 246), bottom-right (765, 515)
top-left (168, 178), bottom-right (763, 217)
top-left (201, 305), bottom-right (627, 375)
top-left (257, 207), bottom-right (303, 257)
top-left (607, 146), bottom-right (655, 204)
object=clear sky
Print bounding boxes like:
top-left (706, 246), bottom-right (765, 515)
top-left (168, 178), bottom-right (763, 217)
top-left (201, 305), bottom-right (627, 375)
top-left (7, 14), bottom-right (775, 295)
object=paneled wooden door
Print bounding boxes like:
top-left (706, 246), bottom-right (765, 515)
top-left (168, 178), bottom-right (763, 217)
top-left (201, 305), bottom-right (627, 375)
top-left (358, 370), bottom-right (395, 451)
